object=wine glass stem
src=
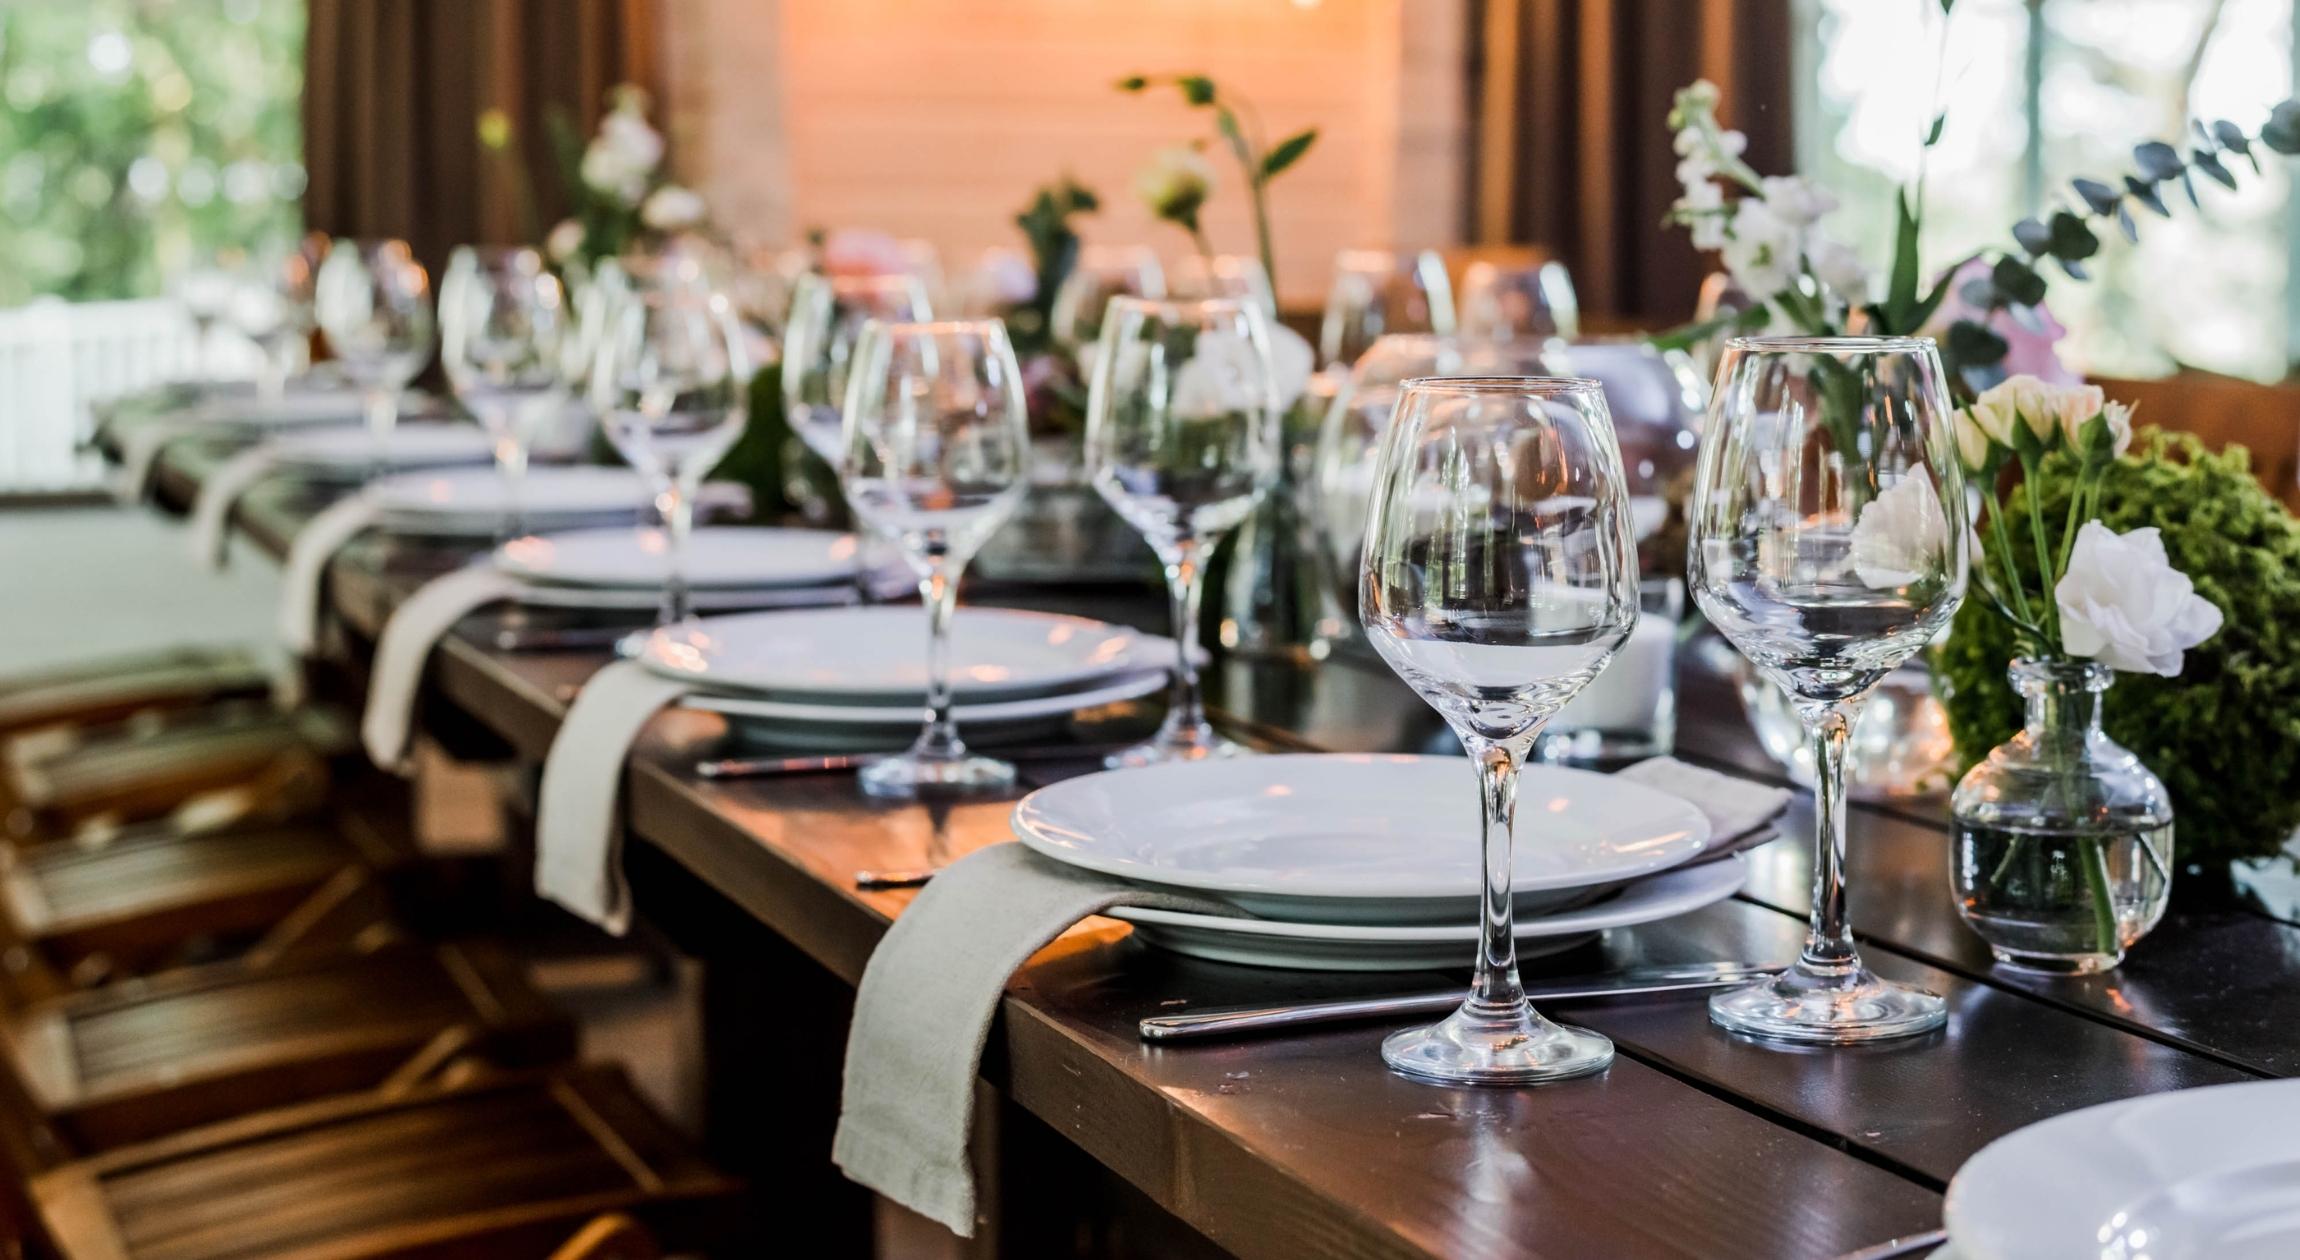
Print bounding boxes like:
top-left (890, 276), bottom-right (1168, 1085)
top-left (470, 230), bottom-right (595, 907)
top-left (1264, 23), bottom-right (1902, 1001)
top-left (913, 557), bottom-right (967, 762)
top-left (657, 481), bottom-right (694, 626)
top-left (494, 437), bottom-right (529, 545)
top-left (1162, 540), bottom-right (1209, 738)
top-left (364, 386), bottom-right (398, 482)
top-left (1466, 738), bottom-right (1529, 1013)
top-left (1799, 703), bottom-right (1861, 977)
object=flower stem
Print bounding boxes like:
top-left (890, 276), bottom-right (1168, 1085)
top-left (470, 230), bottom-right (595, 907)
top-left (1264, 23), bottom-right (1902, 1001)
top-left (2082, 837), bottom-right (2120, 959)
top-left (2020, 451), bottom-right (2059, 645)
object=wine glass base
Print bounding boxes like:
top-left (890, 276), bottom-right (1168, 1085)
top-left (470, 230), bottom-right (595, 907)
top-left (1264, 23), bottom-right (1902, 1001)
top-left (858, 753), bottom-right (1017, 800)
top-left (1381, 999), bottom-right (1614, 1087)
top-left (1102, 731), bottom-right (1251, 770)
top-left (1707, 966), bottom-right (1946, 1044)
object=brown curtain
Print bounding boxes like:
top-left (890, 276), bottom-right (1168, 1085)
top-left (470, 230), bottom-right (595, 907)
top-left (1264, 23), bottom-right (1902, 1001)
top-left (1472, 0), bottom-right (1794, 323)
top-left (302, 0), bottom-right (660, 274)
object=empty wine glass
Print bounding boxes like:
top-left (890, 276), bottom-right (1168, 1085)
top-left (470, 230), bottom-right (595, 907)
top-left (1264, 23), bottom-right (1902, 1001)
top-left (1360, 377), bottom-right (1638, 1084)
top-left (1457, 256), bottom-right (1580, 342)
top-left (1689, 335), bottom-right (1968, 1043)
top-left (1318, 249), bottom-right (1456, 368)
top-left (174, 257), bottom-right (240, 382)
top-left (1084, 296), bottom-right (1281, 766)
top-left (838, 319), bottom-right (1031, 798)
top-left (1169, 253), bottom-right (1275, 315)
top-left (315, 238), bottom-right (435, 476)
top-left (227, 250), bottom-right (316, 401)
top-left (441, 245), bottom-right (571, 539)
top-left (781, 272), bottom-right (935, 463)
top-left (1048, 245), bottom-right (1165, 351)
top-left (591, 269), bottom-right (753, 631)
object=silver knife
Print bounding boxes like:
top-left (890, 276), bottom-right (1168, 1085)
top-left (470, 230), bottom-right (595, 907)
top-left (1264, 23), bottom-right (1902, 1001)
top-left (697, 742), bottom-right (1131, 780)
top-left (1137, 962), bottom-right (1777, 1042)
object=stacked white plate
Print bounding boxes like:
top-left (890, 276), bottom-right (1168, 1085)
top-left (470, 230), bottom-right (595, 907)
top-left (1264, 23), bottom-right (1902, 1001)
top-left (268, 425), bottom-right (496, 481)
top-left (369, 467), bottom-right (737, 537)
top-left (637, 606), bottom-right (1176, 745)
top-left (1012, 754), bottom-right (1742, 970)
top-left (493, 524), bottom-right (865, 611)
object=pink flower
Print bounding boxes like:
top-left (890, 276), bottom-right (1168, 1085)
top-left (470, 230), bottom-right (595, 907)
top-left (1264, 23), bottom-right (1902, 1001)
top-left (1924, 258), bottom-right (2079, 385)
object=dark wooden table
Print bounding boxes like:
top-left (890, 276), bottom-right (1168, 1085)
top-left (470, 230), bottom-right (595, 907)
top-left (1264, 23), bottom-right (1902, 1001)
top-left (129, 438), bottom-right (2300, 1259)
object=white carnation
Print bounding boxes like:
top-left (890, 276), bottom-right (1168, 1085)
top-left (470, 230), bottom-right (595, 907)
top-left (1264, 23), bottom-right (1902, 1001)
top-left (1759, 175), bottom-right (1839, 227)
top-left (1850, 474), bottom-right (1950, 590)
top-left (640, 184), bottom-right (706, 231)
top-left (2056, 522), bottom-right (2223, 676)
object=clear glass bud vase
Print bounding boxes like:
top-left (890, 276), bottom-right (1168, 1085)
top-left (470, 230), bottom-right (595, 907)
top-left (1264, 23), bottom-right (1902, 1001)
top-left (1949, 658), bottom-right (2174, 973)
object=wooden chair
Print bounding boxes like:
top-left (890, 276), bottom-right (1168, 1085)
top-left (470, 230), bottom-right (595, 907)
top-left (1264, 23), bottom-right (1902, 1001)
top-left (2, 704), bottom-right (344, 844)
top-left (30, 1067), bottom-right (740, 1260)
top-left (0, 939), bottom-right (575, 1162)
top-left (0, 647), bottom-right (277, 744)
top-left (547, 1216), bottom-right (659, 1260)
top-left (0, 818), bottom-right (397, 1002)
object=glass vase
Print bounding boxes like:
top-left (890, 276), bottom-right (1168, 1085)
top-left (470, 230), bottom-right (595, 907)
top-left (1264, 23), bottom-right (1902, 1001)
top-left (1949, 658), bottom-right (2174, 974)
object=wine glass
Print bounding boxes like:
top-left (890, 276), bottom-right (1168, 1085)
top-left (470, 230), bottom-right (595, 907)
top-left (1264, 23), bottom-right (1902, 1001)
top-left (1169, 253), bottom-right (1275, 315)
top-left (838, 319), bottom-right (1031, 798)
top-left (1318, 249), bottom-right (1456, 368)
top-left (591, 269), bottom-right (753, 630)
top-left (173, 257), bottom-right (240, 382)
top-left (1048, 244), bottom-right (1165, 351)
top-left (1456, 256), bottom-right (1580, 342)
top-left (781, 272), bottom-right (935, 463)
top-left (1688, 335), bottom-right (1968, 1043)
top-left (1083, 296), bottom-right (1281, 766)
top-left (227, 249), bottom-right (317, 401)
top-left (1360, 377), bottom-right (1638, 1085)
top-left (315, 238), bottom-right (436, 476)
top-left (441, 245), bottom-right (571, 539)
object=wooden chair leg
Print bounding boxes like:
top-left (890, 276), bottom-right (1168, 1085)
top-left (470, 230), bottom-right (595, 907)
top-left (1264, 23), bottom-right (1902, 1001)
top-left (241, 867), bottom-right (399, 972)
top-left (549, 1214), bottom-right (662, 1260)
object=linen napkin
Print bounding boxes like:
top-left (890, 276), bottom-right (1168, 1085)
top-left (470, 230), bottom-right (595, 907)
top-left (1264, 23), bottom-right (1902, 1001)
top-left (832, 754), bottom-right (1792, 1237)
top-left (276, 492), bottom-right (385, 655)
top-left (360, 565), bottom-right (528, 771)
top-left (532, 659), bottom-right (692, 935)
top-left (189, 444), bottom-right (287, 567)
top-left (112, 421), bottom-right (202, 504)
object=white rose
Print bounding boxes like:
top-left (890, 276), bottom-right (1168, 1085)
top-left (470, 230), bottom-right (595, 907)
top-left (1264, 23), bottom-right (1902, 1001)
top-left (2055, 522), bottom-right (2222, 676)
top-left (1134, 146), bottom-right (1215, 223)
top-left (1850, 474), bottom-right (1950, 590)
top-left (1952, 407), bottom-right (1993, 472)
top-left (1720, 199), bottom-right (1799, 298)
top-left (545, 218), bottom-right (584, 263)
top-left (1807, 236), bottom-right (1868, 303)
top-left (640, 184), bottom-right (706, 231)
top-left (1759, 175), bottom-right (1839, 227)
top-left (1973, 373), bottom-right (2062, 447)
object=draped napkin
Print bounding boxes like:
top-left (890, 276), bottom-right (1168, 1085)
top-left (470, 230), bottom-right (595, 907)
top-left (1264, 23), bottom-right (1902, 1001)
top-left (112, 420), bottom-right (203, 504)
top-left (276, 493), bottom-right (386, 655)
top-left (832, 757), bottom-right (1791, 1237)
top-left (189, 445), bottom-right (288, 567)
top-left (532, 659), bottom-right (692, 934)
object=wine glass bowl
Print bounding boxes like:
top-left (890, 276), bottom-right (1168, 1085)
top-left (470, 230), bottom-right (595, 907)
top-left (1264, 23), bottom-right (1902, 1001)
top-left (781, 272), bottom-right (935, 464)
top-left (1049, 244), bottom-right (1166, 351)
top-left (1318, 248), bottom-right (1456, 368)
top-left (1359, 375), bottom-right (1640, 1085)
top-left (1688, 334), bottom-right (1968, 1043)
top-left (315, 238), bottom-right (436, 473)
top-left (441, 245), bottom-right (571, 538)
top-left (1083, 295), bottom-right (1282, 767)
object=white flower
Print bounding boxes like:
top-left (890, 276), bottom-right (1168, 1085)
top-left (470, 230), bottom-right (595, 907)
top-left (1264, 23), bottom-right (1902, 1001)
top-left (1675, 153), bottom-right (1716, 188)
top-left (1720, 198), bottom-right (1800, 298)
top-left (1759, 175), bottom-right (1838, 227)
top-left (1168, 323), bottom-right (1313, 418)
top-left (545, 218), bottom-right (584, 263)
top-left (1264, 324), bottom-right (1315, 410)
top-left (1972, 373), bottom-right (2063, 447)
top-left (2056, 522), bottom-right (2222, 676)
top-left (1134, 146), bottom-right (1215, 224)
top-left (1678, 79), bottom-right (1721, 114)
top-left (580, 105), bottom-right (664, 207)
top-left (1952, 407), bottom-right (1993, 472)
top-left (640, 184), bottom-right (706, 231)
top-left (2098, 399), bottom-right (2135, 456)
top-left (1715, 129), bottom-right (1748, 161)
top-left (1672, 127), bottom-right (1704, 158)
top-left (1808, 236), bottom-right (1868, 303)
top-left (1850, 474), bottom-right (1950, 590)
top-left (1688, 213), bottom-right (1729, 253)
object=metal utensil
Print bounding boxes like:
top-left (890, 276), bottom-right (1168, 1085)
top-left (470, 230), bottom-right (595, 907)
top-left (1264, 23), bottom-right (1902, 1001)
top-left (1832, 1228), bottom-right (1948, 1260)
top-left (490, 623), bottom-right (645, 653)
top-left (697, 742), bottom-right (1131, 780)
top-left (855, 868), bottom-right (935, 890)
top-left (1136, 962), bottom-right (1778, 1042)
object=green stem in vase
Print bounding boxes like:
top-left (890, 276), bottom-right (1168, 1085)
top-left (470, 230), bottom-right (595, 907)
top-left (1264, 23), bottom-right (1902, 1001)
top-left (2081, 836), bottom-right (2120, 959)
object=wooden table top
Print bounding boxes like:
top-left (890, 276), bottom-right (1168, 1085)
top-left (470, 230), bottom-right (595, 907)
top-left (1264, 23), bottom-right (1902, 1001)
top-left (135, 438), bottom-right (2300, 1259)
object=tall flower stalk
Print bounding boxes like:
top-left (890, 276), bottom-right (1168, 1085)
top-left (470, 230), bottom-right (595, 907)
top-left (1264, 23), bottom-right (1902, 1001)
top-left (1116, 74), bottom-right (1316, 294)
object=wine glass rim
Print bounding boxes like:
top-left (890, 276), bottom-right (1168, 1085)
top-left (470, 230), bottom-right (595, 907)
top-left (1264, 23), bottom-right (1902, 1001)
top-left (863, 317), bottom-right (1008, 337)
top-left (1723, 334), bottom-right (1937, 354)
top-left (1396, 374), bottom-right (1602, 396)
top-left (1104, 294), bottom-right (1257, 316)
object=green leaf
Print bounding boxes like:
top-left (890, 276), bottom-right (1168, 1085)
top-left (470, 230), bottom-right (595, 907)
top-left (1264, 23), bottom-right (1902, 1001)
top-left (1647, 304), bottom-right (1767, 353)
top-left (1958, 276), bottom-right (1998, 309)
top-left (2123, 175), bottom-right (2169, 217)
top-left (2047, 210), bottom-right (2099, 261)
top-left (2193, 147), bottom-right (2237, 189)
top-left (2011, 217), bottom-right (2051, 256)
top-left (1115, 75), bottom-right (1148, 92)
top-left (2262, 99), bottom-right (2300, 154)
top-left (2180, 169), bottom-right (2201, 208)
top-left (2214, 119), bottom-right (2261, 172)
top-left (1883, 188), bottom-right (1923, 327)
top-left (1948, 317), bottom-right (2009, 367)
top-left (2132, 140), bottom-right (2184, 180)
top-left (1925, 112), bottom-right (1947, 146)
top-left (1905, 267), bottom-right (1960, 332)
top-left (1991, 256), bottom-right (2047, 307)
top-left (1178, 75), bottom-right (1216, 106)
top-left (2116, 204), bottom-right (2138, 244)
top-left (1260, 128), bottom-right (1317, 179)
top-left (2071, 178), bottom-right (2120, 215)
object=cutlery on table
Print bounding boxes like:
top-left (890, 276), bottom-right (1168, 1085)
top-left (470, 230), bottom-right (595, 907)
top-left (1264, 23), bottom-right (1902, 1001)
top-left (697, 743), bottom-right (1133, 780)
top-left (1135, 962), bottom-right (1780, 1042)
top-left (1832, 1229), bottom-right (1948, 1260)
top-left (854, 868), bottom-right (936, 890)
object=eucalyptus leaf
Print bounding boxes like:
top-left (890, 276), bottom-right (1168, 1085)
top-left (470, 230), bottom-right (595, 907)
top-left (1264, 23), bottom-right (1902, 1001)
top-left (1925, 113), bottom-right (1947, 146)
top-left (1958, 276), bottom-right (1997, 309)
top-left (1178, 75), bottom-right (1216, 106)
top-left (2193, 148), bottom-right (2237, 189)
top-left (2116, 204), bottom-right (2138, 244)
top-left (2132, 140), bottom-right (2184, 180)
top-left (2122, 175), bottom-right (2169, 218)
top-left (2011, 217), bottom-right (2051, 256)
top-left (2071, 178), bottom-right (2120, 215)
top-left (1948, 318), bottom-right (2008, 368)
top-left (1991, 256), bottom-right (2046, 307)
top-left (2047, 211), bottom-right (2099, 260)
top-left (2180, 170), bottom-right (2200, 208)
top-left (2262, 99), bottom-right (2300, 154)
top-left (2058, 256), bottom-right (2091, 281)
top-left (1260, 129), bottom-right (1317, 179)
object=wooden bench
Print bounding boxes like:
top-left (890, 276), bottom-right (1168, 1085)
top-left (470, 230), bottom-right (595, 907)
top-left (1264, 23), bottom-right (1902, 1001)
top-left (0, 648), bottom-right (277, 744)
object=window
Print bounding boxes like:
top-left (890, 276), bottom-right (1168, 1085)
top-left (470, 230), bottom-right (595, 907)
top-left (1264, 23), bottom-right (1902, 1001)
top-left (1796, 0), bottom-right (2296, 382)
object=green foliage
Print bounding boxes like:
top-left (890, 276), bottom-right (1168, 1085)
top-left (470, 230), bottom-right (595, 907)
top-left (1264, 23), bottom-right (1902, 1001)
top-left (708, 362), bottom-right (794, 520)
top-left (0, 0), bottom-right (306, 304)
top-left (1938, 430), bottom-right (2300, 868)
top-left (1114, 71), bottom-right (1317, 293)
top-left (1010, 175), bottom-right (1098, 356)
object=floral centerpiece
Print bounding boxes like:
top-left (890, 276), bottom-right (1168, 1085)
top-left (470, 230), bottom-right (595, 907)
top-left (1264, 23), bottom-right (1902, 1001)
top-left (537, 86), bottom-right (706, 275)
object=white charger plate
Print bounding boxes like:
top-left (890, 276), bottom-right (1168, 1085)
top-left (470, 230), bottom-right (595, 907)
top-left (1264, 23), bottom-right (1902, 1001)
top-left (1109, 856), bottom-right (1745, 971)
top-left (640, 607), bottom-right (1170, 702)
top-left (271, 425), bottom-right (495, 475)
top-left (1012, 754), bottom-right (1710, 924)
top-left (1945, 1078), bottom-right (2300, 1260)
top-left (684, 667), bottom-right (1167, 729)
top-left (499, 526), bottom-right (859, 590)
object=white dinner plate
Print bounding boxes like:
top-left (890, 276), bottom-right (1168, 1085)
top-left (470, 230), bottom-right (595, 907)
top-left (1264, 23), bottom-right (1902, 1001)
top-left (1012, 754), bottom-right (1710, 924)
top-left (1108, 856), bottom-right (1745, 971)
top-left (1945, 1078), bottom-right (2300, 1260)
top-left (270, 425), bottom-right (495, 475)
top-left (498, 526), bottom-right (859, 590)
top-left (684, 667), bottom-right (1168, 731)
top-left (188, 387), bottom-right (428, 431)
top-left (640, 607), bottom-right (1171, 702)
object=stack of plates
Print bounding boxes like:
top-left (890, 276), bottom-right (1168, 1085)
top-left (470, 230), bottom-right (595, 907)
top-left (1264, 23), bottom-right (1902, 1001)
top-left (637, 606), bottom-right (1176, 744)
top-left (371, 467), bottom-right (704, 537)
top-left (494, 524), bottom-right (864, 611)
top-left (267, 425), bottom-right (496, 481)
top-left (1012, 754), bottom-right (1741, 970)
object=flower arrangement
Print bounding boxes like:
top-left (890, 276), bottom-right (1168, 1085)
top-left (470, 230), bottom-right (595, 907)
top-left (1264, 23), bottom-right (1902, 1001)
top-left (475, 85), bottom-right (709, 275)
top-left (1115, 73), bottom-right (1317, 296)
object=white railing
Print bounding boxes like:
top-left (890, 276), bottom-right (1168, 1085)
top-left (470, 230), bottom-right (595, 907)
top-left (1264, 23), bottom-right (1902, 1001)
top-left (0, 297), bottom-right (258, 492)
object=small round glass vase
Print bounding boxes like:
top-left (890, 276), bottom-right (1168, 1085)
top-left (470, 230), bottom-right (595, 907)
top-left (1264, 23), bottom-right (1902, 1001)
top-left (1948, 658), bottom-right (2174, 974)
